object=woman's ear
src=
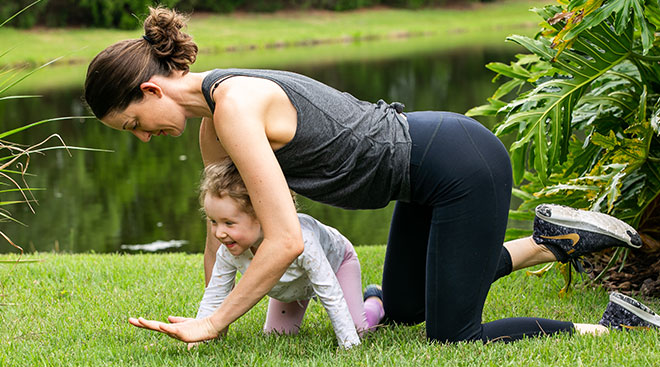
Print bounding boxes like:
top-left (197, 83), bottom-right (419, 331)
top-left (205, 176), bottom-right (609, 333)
top-left (139, 82), bottom-right (164, 98)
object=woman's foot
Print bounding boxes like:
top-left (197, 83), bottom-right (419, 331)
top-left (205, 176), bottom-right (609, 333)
top-left (574, 323), bottom-right (609, 336)
top-left (533, 204), bottom-right (642, 264)
top-left (599, 292), bottom-right (660, 330)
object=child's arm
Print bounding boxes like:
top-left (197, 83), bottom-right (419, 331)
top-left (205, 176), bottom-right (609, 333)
top-left (300, 241), bottom-right (360, 349)
top-left (196, 249), bottom-right (237, 324)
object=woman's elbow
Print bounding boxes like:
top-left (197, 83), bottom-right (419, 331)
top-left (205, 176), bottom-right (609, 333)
top-left (281, 234), bottom-right (304, 259)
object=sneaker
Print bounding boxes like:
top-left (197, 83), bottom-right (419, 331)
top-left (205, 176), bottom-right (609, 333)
top-left (533, 204), bottom-right (642, 264)
top-left (599, 292), bottom-right (660, 330)
top-left (363, 284), bottom-right (383, 302)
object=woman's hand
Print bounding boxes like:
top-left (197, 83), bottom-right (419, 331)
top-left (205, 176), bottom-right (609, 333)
top-left (128, 315), bottom-right (219, 344)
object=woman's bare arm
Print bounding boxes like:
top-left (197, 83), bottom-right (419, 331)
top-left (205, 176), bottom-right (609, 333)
top-left (205, 76), bottom-right (303, 333)
top-left (199, 117), bottom-right (228, 285)
top-left (129, 77), bottom-right (303, 343)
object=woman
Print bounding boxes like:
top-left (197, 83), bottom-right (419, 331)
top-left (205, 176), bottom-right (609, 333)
top-left (85, 6), bottom-right (644, 344)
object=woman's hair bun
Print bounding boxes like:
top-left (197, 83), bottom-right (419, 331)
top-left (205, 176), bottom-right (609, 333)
top-left (143, 6), bottom-right (198, 72)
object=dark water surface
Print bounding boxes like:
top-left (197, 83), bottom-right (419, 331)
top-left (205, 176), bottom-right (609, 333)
top-left (1, 45), bottom-right (520, 253)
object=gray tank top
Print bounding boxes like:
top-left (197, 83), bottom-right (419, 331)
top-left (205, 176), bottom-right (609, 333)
top-left (201, 69), bottom-right (411, 209)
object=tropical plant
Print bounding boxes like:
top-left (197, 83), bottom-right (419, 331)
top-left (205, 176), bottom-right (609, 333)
top-left (467, 0), bottom-right (660, 294)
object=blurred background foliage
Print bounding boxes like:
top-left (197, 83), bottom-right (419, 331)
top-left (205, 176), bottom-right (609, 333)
top-left (0, 0), bottom-right (494, 29)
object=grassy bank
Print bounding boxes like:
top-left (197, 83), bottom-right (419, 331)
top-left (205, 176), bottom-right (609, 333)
top-left (1, 0), bottom-right (544, 67)
top-left (2, 0), bottom-right (545, 92)
top-left (2, 247), bottom-right (660, 366)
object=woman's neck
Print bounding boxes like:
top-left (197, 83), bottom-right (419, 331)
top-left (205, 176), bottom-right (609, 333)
top-left (153, 71), bottom-right (213, 118)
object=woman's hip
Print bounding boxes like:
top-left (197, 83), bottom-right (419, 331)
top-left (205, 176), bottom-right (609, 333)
top-left (406, 111), bottom-right (512, 206)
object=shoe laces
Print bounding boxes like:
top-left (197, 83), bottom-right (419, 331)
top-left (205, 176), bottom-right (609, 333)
top-left (565, 257), bottom-right (594, 288)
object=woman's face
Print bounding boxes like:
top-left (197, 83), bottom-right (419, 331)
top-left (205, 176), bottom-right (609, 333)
top-left (101, 90), bottom-right (187, 142)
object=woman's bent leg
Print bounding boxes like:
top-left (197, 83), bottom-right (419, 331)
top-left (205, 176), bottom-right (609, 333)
top-left (382, 201), bottom-right (432, 325)
top-left (403, 111), bottom-right (573, 342)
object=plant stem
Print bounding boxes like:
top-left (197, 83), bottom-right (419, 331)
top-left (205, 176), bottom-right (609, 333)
top-left (631, 52), bottom-right (660, 62)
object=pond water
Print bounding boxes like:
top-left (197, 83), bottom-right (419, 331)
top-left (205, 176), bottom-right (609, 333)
top-left (1, 43), bottom-right (523, 253)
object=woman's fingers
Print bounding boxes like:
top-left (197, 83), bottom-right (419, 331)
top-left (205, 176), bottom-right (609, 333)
top-left (168, 316), bottom-right (193, 324)
top-left (159, 322), bottom-right (178, 335)
top-left (136, 317), bottom-right (170, 332)
top-left (128, 317), bottom-right (146, 328)
top-left (127, 316), bottom-right (219, 343)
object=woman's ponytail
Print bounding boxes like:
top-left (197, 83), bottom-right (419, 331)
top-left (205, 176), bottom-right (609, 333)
top-left (143, 6), bottom-right (198, 73)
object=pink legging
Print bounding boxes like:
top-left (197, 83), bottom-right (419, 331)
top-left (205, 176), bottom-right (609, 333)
top-left (263, 241), bottom-right (382, 336)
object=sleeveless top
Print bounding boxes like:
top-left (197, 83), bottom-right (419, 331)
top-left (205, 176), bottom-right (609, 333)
top-left (201, 68), bottom-right (411, 209)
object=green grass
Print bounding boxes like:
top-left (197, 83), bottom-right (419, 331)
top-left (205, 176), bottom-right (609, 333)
top-left (3, 0), bottom-right (545, 92)
top-left (2, 246), bottom-right (660, 366)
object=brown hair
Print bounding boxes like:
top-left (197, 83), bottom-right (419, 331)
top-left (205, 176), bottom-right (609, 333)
top-left (84, 6), bottom-right (198, 119)
top-left (200, 159), bottom-right (297, 218)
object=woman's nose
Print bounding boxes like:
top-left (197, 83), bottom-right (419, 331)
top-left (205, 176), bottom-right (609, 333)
top-left (131, 129), bottom-right (152, 142)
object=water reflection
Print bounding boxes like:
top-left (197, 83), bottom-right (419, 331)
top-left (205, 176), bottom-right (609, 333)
top-left (1, 45), bottom-right (519, 253)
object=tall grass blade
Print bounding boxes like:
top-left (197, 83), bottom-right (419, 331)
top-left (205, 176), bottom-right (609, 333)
top-left (0, 231), bottom-right (24, 253)
top-left (0, 116), bottom-right (93, 139)
top-left (0, 259), bottom-right (43, 264)
top-left (19, 146), bottom-right (113, 155)
top-left (0, 95), bottom-right (41, 101)
top-left (0, 56), bottom-right (63, 96)
top-left (0, 0), bottom-right (42, 28)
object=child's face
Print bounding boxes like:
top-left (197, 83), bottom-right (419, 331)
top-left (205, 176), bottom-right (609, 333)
top-left (204, 194), bottom-right (263, 256)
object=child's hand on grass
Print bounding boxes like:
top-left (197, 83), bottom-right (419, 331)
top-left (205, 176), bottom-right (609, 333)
top-left (128, 315), bottom-right (219, 343)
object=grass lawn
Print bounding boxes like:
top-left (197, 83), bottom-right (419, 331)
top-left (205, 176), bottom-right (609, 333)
top-left (2, 0), bottom-right (546, 92)
top-left (2, 247), bottom-right (660, 366)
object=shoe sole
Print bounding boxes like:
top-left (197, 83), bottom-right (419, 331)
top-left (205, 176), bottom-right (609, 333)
top-left (609, 292), bottom-right (660, 328)
top-left (535, 204), bottom-right (641, 249)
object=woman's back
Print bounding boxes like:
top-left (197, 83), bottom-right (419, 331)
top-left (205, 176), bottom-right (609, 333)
top-left (202, 68), bottom-right (412, 209)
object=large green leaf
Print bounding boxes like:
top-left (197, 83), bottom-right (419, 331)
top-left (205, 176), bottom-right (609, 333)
top-left (496, 16), bottom-right (633, 185)
top-left (564, 0), bottom-right (658, 55)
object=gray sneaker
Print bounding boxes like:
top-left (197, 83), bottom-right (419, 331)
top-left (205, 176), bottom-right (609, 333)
top-left (533, 204), bottom-right (642, 264)
top-left (599, 292), bottom-right (660, 330)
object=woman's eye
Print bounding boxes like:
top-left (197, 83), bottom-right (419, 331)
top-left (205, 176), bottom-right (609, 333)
top-left (225, 221), bottom-right (234, 226)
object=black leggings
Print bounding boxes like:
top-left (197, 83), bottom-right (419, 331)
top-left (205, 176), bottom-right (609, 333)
top-left (382, 111), bottom-right (573, 343)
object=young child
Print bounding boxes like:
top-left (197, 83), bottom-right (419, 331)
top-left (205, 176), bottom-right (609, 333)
top-left (195, 160), bottom-right (385, 348)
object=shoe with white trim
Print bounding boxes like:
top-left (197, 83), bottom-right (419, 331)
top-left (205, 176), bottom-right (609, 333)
top-left (599, 292), bottom-right (660, 330)
top-left (533, 204), bottom-right (642, 266)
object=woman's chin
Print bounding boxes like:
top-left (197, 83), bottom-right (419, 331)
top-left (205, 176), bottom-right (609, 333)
top-left (174, 121), bottom-right (187, 136)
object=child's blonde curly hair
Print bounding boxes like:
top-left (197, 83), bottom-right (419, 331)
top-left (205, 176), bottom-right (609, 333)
top-left (199, 158), bottom-right (296, 217)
